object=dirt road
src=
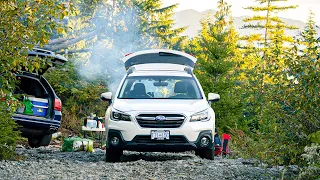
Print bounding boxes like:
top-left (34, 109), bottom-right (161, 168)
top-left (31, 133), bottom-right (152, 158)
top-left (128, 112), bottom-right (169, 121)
top-left (0, 146), bottom-right (299, 179)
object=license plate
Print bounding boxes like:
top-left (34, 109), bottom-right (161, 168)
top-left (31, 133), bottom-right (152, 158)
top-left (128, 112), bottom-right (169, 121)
top-left (151, 130), bottom-right (170, 140)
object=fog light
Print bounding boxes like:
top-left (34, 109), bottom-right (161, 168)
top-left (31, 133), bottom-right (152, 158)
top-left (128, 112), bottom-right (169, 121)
top-left (200, 137), bottom-right (210, 147)
top-left (110, 136), bottom-right (119, 146)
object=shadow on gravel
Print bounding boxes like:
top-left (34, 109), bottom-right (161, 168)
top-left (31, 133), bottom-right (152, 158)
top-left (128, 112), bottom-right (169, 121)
top-left (120, 152), bottom-right (194, 162)
top-left (18, 147), bottom-right (195, 163)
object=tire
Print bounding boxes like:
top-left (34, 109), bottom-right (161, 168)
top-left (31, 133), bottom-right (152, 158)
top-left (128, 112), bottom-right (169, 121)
top-left (28, 137), bottom-right (40, 148)
top-left (196, 148), bottom-right (215, 160)
top-left (38, 134), bottom-right (52, 146)
top-left (28, 134), bottom-right (52, 148)
top-left (105, 148), bottom-right (123, 162)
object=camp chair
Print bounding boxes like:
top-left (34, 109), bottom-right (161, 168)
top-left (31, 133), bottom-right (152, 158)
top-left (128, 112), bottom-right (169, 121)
top-left (214, 133), bottom-right (231, 157)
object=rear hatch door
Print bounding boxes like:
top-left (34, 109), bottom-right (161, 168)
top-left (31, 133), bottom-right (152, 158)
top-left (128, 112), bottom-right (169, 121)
top-left (26, 48), bottom-right (68, 75)
top-left (122, 49), bottom-right (197, 70)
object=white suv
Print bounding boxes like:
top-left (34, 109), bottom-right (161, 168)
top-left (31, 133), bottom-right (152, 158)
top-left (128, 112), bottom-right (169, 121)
top-left (101, 49), bottom-right (220, 162)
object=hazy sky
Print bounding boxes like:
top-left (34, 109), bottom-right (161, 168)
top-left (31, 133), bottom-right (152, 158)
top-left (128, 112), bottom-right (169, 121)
top-left (163, 0), bottom-right (320, 24)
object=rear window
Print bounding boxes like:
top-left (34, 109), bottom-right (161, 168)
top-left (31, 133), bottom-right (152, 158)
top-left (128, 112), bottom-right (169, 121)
top-left (118, 76), bottom-right (202, 99)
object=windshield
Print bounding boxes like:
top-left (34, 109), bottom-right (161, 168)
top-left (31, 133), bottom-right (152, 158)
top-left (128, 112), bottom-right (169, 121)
top-left (118, 76), bottom-right (203, 99)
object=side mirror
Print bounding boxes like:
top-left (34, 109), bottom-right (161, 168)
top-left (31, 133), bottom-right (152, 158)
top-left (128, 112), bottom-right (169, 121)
top-left (208, 93), bottom-right (220, 105)
top-left (101, 92), bottom-right (112, 103)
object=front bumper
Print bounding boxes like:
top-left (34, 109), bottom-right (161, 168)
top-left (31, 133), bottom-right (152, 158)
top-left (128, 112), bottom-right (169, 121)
top-left (107, 129), bottom-right (213, 152)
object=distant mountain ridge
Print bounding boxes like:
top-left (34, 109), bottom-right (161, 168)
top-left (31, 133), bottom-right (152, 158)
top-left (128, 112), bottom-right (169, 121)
top-left (173, 9), bottom-right (320, 37)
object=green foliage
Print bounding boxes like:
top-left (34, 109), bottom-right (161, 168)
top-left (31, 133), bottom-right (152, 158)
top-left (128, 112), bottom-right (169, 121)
top-left (299, 143), bottom-right (320, 179)
top-left (43, 62), bottom-right (108, 133)
top-left (235, 0), bottom-right (305, 165)
top-left (0, 0), bottom-right (71, 90)
top-left (0, 95), bottom-right (21, 160)
top-left (308, 131), bottom-right (320, 144)
top-left (183, 0), bottom-right (243, 133)
top-left (278, 11), bottom-right (319, 143)
top-left (64, 0), bottom-right (186, 54)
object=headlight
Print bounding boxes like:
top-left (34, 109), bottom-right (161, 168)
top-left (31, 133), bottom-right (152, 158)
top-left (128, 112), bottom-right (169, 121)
top-left (111, 109), bottom-right (131, 121)
top-left (190, 109), bottom-right (210, 122)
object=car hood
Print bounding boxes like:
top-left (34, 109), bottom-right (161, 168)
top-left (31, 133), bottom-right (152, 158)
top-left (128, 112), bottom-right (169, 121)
top-left (112, 99), bottom-right (208, 113)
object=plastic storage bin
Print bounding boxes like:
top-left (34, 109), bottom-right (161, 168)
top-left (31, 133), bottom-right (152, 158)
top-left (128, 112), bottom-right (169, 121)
top-left (86, 120), bottom-right (97, 128)
top-left (28, 97), bottom-right (49, 117)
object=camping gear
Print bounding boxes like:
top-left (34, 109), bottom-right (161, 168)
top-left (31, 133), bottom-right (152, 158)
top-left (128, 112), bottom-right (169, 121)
top-left (62, 137), bottom-right (94, 152)
top-left (16, 105), bottom-right (25, 113)
top-left (214, 133), bottom-right (231, 157)
top-left (84, 113), bottom-right (104, 128)
top-left (28, 97), bottom-right (48, 117)
top-left (214, 128), bottom-right (222, 146)
top-left (23, 98), bottom-right (33, 115)
top-left (86, 120), bottom-right (97, 128)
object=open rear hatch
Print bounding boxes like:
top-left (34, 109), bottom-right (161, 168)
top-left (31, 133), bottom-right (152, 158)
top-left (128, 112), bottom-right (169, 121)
top-left (12, 48), bottom-right (67, 118)
top-left (26, 48), bottom-right (68, 75)
top-left (13, 75), bottom-right (53, 119)
top-left (122, 49), bottom-right (197, 70)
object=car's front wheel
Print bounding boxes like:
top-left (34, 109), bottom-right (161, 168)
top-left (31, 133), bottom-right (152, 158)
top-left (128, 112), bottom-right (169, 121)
top-left (196, 148), bottom-right (214, 160)
top-left (105, 148), bottom-right (123, 162)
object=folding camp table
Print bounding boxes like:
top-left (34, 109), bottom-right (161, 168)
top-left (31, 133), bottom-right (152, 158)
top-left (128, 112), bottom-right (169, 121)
top-left (82, 126), bottom-right (105, 147)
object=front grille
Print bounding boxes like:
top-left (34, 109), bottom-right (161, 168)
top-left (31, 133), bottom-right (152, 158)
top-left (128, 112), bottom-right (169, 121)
top-left (134, 135), bottom-right (187, 144)
top-left (136, 114), bottom-right (185, 128)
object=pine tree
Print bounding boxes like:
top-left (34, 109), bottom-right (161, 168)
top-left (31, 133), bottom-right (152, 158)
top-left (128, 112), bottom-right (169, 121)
top-left (184, 0), bottom-right (243, 132)
top-left (111, 0), bottom-right (186, 51)
top-left (240, 0), bottom-right (298, 126)
top-left (283, 11), bottom-right (320, 134)
top-left (300, 10), bottom-right (319, 59)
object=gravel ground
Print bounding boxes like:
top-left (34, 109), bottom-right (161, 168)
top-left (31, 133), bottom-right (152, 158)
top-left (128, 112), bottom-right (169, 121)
top-left (0, 145), bottom-right (300, 180)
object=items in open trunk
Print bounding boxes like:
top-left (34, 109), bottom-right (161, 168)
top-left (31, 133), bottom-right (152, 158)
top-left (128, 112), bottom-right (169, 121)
top-left (28, 97), bottom-right (48, 117)
top-left (16, 96), bottom-right (49, 117)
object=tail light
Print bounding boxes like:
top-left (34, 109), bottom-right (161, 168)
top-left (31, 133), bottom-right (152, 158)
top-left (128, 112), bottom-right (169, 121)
top-left (54, 98), bottom-right (62, 111)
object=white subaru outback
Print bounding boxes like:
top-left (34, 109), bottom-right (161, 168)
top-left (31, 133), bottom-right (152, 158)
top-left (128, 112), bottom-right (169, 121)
top-left (101, 49), bottom-right (220, 162)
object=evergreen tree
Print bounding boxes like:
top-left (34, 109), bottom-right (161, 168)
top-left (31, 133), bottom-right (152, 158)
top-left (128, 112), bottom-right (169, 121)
top-left (283, 11), bottom-right (320, 135)
top-left (184, 0), bottom-right (243, 133)
top-left (235, 0), bottom-right (306, 164)
top-left (240, 0), bottom-right (297, 128)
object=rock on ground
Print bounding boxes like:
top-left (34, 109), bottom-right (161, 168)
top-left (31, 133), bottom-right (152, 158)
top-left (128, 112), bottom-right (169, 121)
top-left (0, 146), bottom-right (299, 180)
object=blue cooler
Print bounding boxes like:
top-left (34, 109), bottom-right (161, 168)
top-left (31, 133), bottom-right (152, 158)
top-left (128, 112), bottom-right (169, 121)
top-left (28, 97), bottom-right (49, 117)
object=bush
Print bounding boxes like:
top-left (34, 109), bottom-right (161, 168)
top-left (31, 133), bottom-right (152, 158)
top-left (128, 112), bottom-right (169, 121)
top-left (0, 93), bottom-right (21, 160)
top-left (298, 143), bottom-right (320, 179)
top-left (44, 62), bottom-right (108, 134)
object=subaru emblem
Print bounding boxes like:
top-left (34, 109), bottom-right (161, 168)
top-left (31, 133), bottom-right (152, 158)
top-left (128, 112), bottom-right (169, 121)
top-left (155, 115), bottom-right (166, 121)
